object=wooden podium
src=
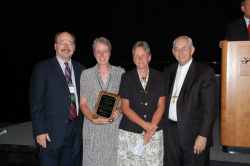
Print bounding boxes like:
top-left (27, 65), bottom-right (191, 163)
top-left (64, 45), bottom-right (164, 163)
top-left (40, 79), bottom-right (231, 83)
top-left (221, 41), bottom-right (250, 150)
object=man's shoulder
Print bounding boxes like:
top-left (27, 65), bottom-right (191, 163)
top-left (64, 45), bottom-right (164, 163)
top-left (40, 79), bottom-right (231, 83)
top-left (193, 61), bottom-right (215, 76)
top-left (72, 60), bottom-right (86, 70)
top-left (163, 63), bottom-right (177, 73)
top-left (34, 57), bottom-right (55, 69)
top-left (194, 61), bottom-right (213, 70)
top-left (227, 17), bottom-right (244, 27)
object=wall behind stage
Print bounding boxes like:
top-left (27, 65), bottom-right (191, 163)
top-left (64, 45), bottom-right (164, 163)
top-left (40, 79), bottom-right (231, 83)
top-left (1, 0), bottom-right (243, 123)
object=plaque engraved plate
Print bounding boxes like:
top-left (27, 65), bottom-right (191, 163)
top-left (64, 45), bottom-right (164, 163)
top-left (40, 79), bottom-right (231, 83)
top-left (93, 91), bottom-right (120, 120)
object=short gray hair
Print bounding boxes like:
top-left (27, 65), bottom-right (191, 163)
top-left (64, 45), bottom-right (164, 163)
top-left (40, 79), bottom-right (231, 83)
top-left (92, 37), bottom-right (112, 52)
top-left (132, 41), bottom-right (151, 56)
top-left (173, 36), bottom-right (194, 49)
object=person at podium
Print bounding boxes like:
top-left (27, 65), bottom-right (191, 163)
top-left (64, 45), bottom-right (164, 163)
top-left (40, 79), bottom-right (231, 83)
top-left (219, 0), bottom-right (250, 48)
top-left (163, 36), bottom-right (219, 166)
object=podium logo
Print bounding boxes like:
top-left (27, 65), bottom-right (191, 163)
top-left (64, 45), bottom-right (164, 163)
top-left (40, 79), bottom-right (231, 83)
top-left (241, 57), bottom-right (250, 65)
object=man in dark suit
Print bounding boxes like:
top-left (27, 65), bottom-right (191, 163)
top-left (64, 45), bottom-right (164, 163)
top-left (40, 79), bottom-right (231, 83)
top-left (163, 36), bottom-right (218, 166)
top-left (29, 32), bottom-right (85, 166)
top-left (219, 0), bottom-right (250, 47)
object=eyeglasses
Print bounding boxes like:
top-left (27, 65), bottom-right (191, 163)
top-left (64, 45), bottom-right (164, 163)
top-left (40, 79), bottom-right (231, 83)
top-left (95, 50), bottom-right (110, 55)
top-left (56, 42), bottom-right (75, 47)
top-left (173, 46), bottom-right (190, 53)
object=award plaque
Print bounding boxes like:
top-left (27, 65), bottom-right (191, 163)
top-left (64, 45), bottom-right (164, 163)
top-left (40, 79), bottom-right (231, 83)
top-left (93, 91), bottom-right (120, 120)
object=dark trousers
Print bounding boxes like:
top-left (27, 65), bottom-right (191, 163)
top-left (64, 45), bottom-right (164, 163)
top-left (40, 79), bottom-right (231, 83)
top-left (40, 120), bottom-right (81, 166)
top-left (164, 121), bottom-right (210, 166)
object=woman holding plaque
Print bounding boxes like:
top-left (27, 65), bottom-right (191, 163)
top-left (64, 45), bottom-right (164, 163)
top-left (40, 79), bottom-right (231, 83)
top-left (79, 37), bottom-right (125, 166)
top-left (117, 41), bottom-right (165, 165)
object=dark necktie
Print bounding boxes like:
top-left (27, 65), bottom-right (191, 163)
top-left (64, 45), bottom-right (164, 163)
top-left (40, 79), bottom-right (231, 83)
top-left (248, 21), bottom-right (250, 39)
top-left (65, 62), bottom-right (77, 121)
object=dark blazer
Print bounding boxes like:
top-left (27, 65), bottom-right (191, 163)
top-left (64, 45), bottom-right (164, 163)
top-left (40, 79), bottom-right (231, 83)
top-left (163, 60), bottom-right (218, 150)
top-left (119, 67), bottom-right (165, 133)
top-left (29, 57), bottom-right (85, 149)
top-left (225, 17), bottom-right (249, 41)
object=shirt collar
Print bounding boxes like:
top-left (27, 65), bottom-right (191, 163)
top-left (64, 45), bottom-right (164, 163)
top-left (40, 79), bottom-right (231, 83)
top-left (243, 16), bottom-right (250, 26)
top-left (178, 58), bottom-right (193, 71)
top-left (56, 56), bottom-right (72, 67)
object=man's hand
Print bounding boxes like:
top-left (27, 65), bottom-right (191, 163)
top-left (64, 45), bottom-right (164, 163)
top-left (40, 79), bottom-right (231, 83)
top-left (36, 133), bottom-right (51, 148)
top-left (193, 135), bottom-right (207, 154)
top-left (219, 40), bottom-right (227, 48)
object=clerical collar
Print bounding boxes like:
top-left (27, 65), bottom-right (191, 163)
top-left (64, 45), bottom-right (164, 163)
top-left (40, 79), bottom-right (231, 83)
top-left (178, 58), bottom-right (193, 71)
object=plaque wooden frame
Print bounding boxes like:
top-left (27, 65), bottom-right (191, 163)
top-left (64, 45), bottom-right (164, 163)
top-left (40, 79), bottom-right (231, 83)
top-left (93, 91), bottom-right (120, 120)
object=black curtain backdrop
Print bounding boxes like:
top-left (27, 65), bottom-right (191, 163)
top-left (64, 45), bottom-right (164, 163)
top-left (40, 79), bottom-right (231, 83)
top-left (1, 0), bottom-right (243, 123)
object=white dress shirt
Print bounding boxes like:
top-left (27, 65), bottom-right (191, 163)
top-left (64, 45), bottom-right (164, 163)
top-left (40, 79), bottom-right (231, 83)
top-left (168, 59), bottom-right (193, 121)
top-left (57, 56), bottom-right (79, 115)
top-left (244, 16), bottom-right (250, 28)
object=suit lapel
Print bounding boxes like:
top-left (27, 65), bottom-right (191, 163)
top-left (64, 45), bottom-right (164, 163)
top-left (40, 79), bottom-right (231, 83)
top-left (145, 68), bottom-right (153, 92)
top-left (132, 68), bottom-right (145, 92)
top-left (52, 57), bottom-right (68, 84)
top-left (72, 61), bottom-right (81, 95)
top-left (239, 17), bottom-right (249, 39)
top-left (168, 69), bottom-right (177, 100)
top-left (168, 64), bottom-right (178, 100)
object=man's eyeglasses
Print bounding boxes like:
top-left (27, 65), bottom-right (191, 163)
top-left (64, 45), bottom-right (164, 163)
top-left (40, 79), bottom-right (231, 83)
top-left (57, 42), bottom-right (75, 47)
top-left (173, 46), bottom-right (190, 53)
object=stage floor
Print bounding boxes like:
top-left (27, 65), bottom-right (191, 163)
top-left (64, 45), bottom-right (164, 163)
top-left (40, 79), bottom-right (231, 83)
top-left (0, 117), bottom-right (250, 165)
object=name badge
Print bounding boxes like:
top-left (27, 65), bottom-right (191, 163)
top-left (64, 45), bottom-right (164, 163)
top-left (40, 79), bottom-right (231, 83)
top-left (69, 85), bottom-right (75, 93)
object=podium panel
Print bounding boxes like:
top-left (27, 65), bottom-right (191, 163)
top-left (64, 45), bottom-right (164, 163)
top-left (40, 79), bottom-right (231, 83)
top-left (221, 41), bottom-right (250, 147)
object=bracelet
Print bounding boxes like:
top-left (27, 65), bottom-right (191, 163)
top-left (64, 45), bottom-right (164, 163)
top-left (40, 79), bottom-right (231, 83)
top-left (118, 107), bottom-right (122, 113)
top-left (151, 124), bottom-right (158, 128)
top-left (149, 131), bottom-right (155, 135)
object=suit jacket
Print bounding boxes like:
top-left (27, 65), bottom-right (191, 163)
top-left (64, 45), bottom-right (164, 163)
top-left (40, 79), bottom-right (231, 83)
top-left (119, 67), bottom-right (165, 133)
top-left (29, 57), bottom-right (85, 149)
top-left (225, 17), bottom-right (249, 41)
top-left (163, 60), bottom-right (218, 150)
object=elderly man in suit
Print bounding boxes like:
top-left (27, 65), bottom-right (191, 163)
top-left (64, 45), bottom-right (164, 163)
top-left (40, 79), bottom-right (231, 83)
top-left (219, 0), bottom-right (250, 47)
top-left (29, 31), bottom-right (85, 166)
top-left (163, 36), bottom-right (218, 166)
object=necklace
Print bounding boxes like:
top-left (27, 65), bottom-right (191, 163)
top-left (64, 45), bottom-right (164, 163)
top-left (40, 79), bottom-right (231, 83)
top-left (96, 72), bottom-right (111, 92)
top-left (171, 68), bottom-right (185, 103)
top-left (138, 69), bottom-right (149, 90)
top-left (96, 64), bottom-right (112, 92)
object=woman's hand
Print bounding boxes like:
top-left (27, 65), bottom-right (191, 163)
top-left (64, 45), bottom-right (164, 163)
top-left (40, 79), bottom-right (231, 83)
top-left (143, 122), bottom-right (158, 135)
top-left (143, 131), bottom-right (153, 145)
top-left (112, 108), bottom-right (122, 121)
top-left (92, 117), bottom-right (111, 125)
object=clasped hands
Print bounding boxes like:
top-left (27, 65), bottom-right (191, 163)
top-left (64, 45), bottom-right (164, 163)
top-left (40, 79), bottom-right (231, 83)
top-left (143, 122), bottom-right (158, 145)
